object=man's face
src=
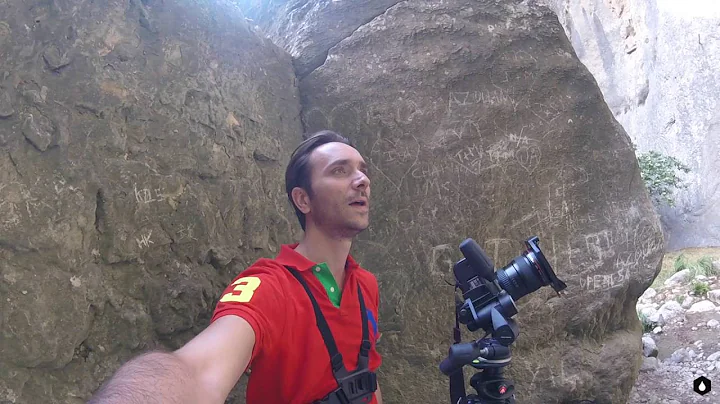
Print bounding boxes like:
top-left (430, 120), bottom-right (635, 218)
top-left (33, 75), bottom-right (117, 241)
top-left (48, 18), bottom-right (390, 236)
top-left (303, 142), bottom-right (371, 237)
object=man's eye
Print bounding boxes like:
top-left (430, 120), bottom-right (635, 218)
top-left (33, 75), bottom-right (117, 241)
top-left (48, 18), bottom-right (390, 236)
top-left (333, 167), bottom-right (346, 174)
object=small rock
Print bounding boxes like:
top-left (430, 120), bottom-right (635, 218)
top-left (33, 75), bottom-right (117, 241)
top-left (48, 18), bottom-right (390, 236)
top-left (643, 336), bottom-right (659, 357)
top-left (653, 326), bottom-right (663, 334)
top-left (0, 89), bottom-right (14, 118)
top-left (692, 326), bottom-right (698, 331)
top-left (641, 287), bottom-right (657, 301)
top-left (708, 289), bottom-right (720, 304)
top-left (707, 319), bottom-right (719, 328)
top-left (688, 300), bottom-right (717, 313)
top-left (640, 356), bottom-right (659, 372)
top-left (665, 269), bottom-right (691, 286)
top-left (708, 364), bottom-right (715, 371)
top-left (639, 306), bottom-right (659, 318)
top-left (682, 296), bottom-right (695, 309)
top-left (707, 351), bottom-right (720, 361)
top-left (667, 347), bottom-right (695, 363)
top-left (696, 274), bottom-right (708, 281)
top-left (658, 300), bottom-right (685, 323)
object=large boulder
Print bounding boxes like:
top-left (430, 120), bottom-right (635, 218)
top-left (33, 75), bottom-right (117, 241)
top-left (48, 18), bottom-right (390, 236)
top-left (244, 0), bottom-right (665, 403)
top-left (0, 0), bottom-right (302, 402)
top-left (542, 0), bottom-right (720, 249)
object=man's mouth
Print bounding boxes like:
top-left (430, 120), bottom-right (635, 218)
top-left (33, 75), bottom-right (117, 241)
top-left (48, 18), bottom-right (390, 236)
top-left (350, 200), bottom-right (367, 207)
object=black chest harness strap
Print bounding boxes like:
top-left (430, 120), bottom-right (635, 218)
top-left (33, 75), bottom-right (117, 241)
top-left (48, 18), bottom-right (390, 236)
top-left (284, 266), bottom-right (377, 404)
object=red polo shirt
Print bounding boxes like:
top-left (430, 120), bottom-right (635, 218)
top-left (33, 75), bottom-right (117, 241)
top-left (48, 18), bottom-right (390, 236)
top-left (210, 243), bottom-right (382, 404)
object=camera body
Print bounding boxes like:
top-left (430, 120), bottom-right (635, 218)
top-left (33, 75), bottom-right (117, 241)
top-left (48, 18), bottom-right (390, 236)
top-left (454, 236), bottom-right (566, 338)
top-left (440, 236), bottom-right (567, 404)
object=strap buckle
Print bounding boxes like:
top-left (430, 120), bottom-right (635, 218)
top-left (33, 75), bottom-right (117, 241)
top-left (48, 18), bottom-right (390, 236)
top-left (315, 369), bottom-right (377, 404)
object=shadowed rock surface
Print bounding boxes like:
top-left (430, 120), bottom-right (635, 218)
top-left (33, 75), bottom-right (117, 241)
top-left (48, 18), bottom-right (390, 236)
top-left (0, 0), bottom-right (302, 402)
top-left (244, 0), bottom-right (666, 402)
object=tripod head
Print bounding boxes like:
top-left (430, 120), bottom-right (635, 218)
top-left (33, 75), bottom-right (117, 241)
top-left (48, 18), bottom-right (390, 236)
top-left (439, 236), bottom-right (567, 403)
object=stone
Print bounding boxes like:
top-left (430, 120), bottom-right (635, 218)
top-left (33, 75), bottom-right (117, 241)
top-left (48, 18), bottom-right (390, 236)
top-left (708, 289), bottom-right (720, 304)
top-left (640, 356), bottom-right (659, 372)
top-left (641, 287), bottom-right (657, 301)
top-left (247, 0), bottom-right (666, 403)
top-left (707, 351), bottom-right (720, 361)
top-left (687, 300), bottom-right (717, 313)
top-left (21, 113), bottom-right (55, 152)
top-left (664, 269), bottom-right (691, 286)
top-left (652, 326), bottom-right (663, 334)
top-left (657, 300), bottom-right (685, 323)
top-left (643, 336), bottom-right (659, 357)
top-left (0, 0), bottom-right (303, 402)
top-left (667, 348), bottom-right (695, 364)
top-left (0, 87), bottom-right (14, 118)
top-left (707, 319), bottom-right (720, 328)
top-left (681, 296), bottom-right (695, 309)
top-left (542, 0), bottom-right (720, 249)
top-left (640, 306), bottom-right (659, 320)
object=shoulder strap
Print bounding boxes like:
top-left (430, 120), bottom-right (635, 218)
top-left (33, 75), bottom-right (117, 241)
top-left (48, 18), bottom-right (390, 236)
top-left (357, 283), bottom-right (370, 369)
top-left (285, 266), bottom-right (347, 375)
top-left (284, 266), bottom-right (371, 374)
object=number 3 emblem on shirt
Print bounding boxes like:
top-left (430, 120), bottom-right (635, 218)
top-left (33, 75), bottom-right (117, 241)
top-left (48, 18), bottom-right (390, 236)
top-left (219, 276), bottom-right (261, 303)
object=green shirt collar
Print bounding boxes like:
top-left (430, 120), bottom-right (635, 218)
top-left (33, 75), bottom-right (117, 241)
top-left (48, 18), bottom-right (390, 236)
top-left (311, 262), bottom-right (342, 308)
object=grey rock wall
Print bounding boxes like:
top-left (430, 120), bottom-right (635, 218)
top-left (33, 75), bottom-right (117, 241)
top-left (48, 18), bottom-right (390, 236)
top-left (542, 0), bottom-right (720, 250)
top-left (0, 0), bottom-right (303, 402)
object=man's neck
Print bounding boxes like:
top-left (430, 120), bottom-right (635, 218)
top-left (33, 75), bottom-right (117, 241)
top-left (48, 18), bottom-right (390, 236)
top-left (294, 226), bottom-right (353, 288)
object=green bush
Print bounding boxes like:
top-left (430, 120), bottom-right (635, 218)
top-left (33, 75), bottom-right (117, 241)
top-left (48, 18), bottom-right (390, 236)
top-left (691, 280), bottom-right (710, 297)
top-left (674, 253), bottom-right (689, 272)
top-left (697, 256), bottom-right (716, 276)
top-left (636, 150), bottom-right (691, 207)
top-left (637, 311), bottom-right (655, 333)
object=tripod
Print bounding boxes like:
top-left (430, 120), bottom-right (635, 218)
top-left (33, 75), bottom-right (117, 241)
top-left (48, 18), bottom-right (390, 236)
top-left (461, 338), bottom-right (516, 404)
top-left (440, 313), bottom-right (519, 404)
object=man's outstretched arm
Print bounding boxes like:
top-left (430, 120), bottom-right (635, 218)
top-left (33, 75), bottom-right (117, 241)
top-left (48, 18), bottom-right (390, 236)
top-left (88, 315), bottom-right (255, 404)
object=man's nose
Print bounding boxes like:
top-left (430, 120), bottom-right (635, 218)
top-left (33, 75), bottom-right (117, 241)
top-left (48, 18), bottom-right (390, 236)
top-left (353, 170), bottom-right (370, 189)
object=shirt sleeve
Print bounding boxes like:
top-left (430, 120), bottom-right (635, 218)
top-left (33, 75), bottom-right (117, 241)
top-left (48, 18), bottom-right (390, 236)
top-left (210, 263), bottom-right (286, 364)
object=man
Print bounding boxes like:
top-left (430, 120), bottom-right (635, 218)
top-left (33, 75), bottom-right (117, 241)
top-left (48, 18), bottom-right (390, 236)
top-left (88, 130), bottom-right (383, 404)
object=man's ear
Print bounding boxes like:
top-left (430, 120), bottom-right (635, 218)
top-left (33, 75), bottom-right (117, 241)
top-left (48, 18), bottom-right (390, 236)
top-left (291, 187), bottom-right (311, 214)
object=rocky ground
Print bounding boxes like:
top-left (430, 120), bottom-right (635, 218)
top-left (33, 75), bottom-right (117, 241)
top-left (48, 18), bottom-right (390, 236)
top-left (629, 248), bottom-right (720, 404)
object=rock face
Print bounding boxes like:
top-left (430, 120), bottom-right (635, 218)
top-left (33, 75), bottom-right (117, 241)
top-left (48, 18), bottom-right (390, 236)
top-left (242, 0), bottom-right (665, 403)
top-left (0, 0), bottom-right (302, 402)
top-left (240, 0), bottom-right (403, 78)
top-left (541, 0), bottom-right (720, 249)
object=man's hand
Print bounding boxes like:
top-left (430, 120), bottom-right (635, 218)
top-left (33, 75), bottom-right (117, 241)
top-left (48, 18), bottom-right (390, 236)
top-left (88, 315), bottom-right (256, 404)
top-left (376, 381), bottom-right (383, 404)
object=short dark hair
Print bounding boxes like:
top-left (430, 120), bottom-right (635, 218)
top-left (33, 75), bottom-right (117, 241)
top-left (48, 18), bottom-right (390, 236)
top-left (285, 130), bottom-right (354, 231)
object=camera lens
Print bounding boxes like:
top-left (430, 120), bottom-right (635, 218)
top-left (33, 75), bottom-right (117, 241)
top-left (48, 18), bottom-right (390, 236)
top-left (496, 254), bottom-right (545, 301)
